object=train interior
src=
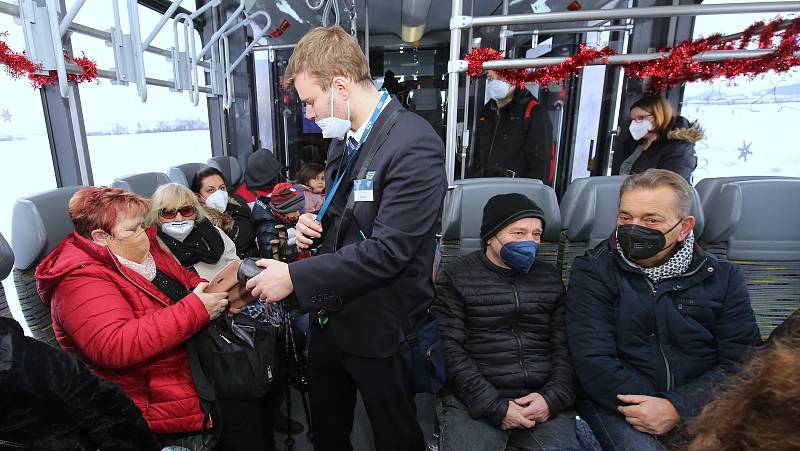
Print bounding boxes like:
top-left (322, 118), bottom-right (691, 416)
top-left (0, 0), bottom-right (799, 450)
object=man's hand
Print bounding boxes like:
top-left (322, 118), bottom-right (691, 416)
top-left (515, 392), bottom-right (551, 423)
top-left (500, 401), bottom-right (536, 430)
top-left (295, 213), bottom-right (322, 251)
top-left (245, 259), bottom-right (294, 302)
top-left (617, 394), bottom-right (681, 435)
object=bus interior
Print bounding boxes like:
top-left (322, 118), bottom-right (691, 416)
top-left (0, 0), bottom-right (799, 450)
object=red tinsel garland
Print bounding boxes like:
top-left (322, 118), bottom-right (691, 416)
top-left (466, 45), bottom-right (617, 88)
top-left (0, 32), bottom-right (98, 89)
top-left (465, 16), bottom-right (800, 92)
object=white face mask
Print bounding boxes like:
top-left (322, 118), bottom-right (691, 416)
top-left (204, 190), bottom-right (229, 213)
top-left (487, 79), bottom-right (513, 101)
top-left (161, 220), bottom-right (195, 242)
top-left (315, 86), bottom-right (352, 140)
top-left (629, 119), bottom-right (654, 141)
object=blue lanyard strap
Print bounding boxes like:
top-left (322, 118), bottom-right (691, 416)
top-left (315, 91), bottom-right (390, 222)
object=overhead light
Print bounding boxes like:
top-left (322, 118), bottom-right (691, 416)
top-left (401, 0), bottom-right (432, 43)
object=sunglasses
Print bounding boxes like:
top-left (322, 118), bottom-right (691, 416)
top-left (159, 205), bottom-right (195, 220)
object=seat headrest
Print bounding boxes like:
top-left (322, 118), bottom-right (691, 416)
top-left (0, 232), bottom-right (13, 281)
top-left (111, 172), bottom-right (171, 198)
top-left (703, 179), bottom-right (800, 260)
top-left (441, 178), bottom-right (560, 254)
top-left (565, 177), bottom-right (704, 247)
top-left (208, 156), bottom-right (244, 188)
top-left (560, 176), bottom-right (626, 229)
top-left (695, 176), bottom-right (796, 220)
top-left (11, 186), bottom-right (83, 271)
top-left (167, 162), bottom-right (209, 187)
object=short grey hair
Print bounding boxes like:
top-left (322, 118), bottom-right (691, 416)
top-left (146, 183), bottom-right (207, 226)
top-left (619, 169), bottom-right (693, 217)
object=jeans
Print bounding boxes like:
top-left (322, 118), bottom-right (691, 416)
top-left (576, 398), bottom-right (688, 451)
top-left (438, 395), bottom-right (581, 451)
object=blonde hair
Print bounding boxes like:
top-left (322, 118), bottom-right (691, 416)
top-left (284, 26), bottom-right (372, 90)
top-left (631, 95), bottom-right (676, 136)
top-left (146, 183), bottom-right (207, 226)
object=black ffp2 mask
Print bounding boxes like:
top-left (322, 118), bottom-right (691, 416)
top-left (617, 221), bottom-right (681, 261)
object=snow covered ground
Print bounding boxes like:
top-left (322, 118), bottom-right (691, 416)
top-left (682, 100), bottom-right (800, 182)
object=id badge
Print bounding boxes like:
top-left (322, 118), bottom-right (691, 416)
top-left (353, 179), bottom-right (374, 202)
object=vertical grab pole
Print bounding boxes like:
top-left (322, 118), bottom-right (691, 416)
top-left (459, 0), bottom-right (475, 180)
top-left (445, 0), bottom-right (464, 186)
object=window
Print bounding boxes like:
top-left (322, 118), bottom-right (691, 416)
top-left (682, 0), bottom-right (800, 181)
top-left (68, 1), bottom-right (211, 186)
top-left (0, 9), bottom-right (57, 332)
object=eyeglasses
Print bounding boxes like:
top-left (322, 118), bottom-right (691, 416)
top-left (159, 205), bottom-right (195, 219)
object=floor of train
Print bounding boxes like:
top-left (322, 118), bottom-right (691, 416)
top-left (275, 388), bottom-right (437, 451)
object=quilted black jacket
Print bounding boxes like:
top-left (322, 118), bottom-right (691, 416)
top-left (432, 251), bottom-right (574, 426)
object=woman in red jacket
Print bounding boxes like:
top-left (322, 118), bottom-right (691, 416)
top-left (35, 187), bottom-right (229, 449)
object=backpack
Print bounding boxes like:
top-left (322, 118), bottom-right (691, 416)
top-left (524, 98), bottom-right (556, 184)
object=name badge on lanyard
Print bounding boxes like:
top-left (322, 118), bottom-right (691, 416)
top-left (353, 179), bottom-right (374, 202)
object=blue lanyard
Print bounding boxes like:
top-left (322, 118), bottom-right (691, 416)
top-left (315, 91), bottom-right (390, 222)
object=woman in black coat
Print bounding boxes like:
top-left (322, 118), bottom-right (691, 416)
top-left (191, 166), bottom-right (258, 258)
top-left (612, 94), bottom-right (703, 182)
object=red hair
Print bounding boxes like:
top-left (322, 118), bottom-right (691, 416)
top-left (68, 187), bottom-right (149, 237)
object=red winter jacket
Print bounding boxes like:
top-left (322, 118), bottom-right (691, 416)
top-left (35, 227), bottom-right (210, 434)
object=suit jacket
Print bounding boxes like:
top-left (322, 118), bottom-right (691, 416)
top-left (289, 100), bottom-right (447, 358)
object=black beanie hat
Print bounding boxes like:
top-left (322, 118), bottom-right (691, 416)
top-left (480, 193), bottom-right (546, 242)
top-left (245, 148), bottom-right (282, 188)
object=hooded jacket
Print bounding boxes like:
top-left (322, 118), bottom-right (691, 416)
top-left (0, 317), bottom-right (161, 450)
top-left (566, 237), bottom-right (762, 419)
top-left (34, 227), bottom-right (210, 434)
top-left (611, 116), bottom-right (703, 182)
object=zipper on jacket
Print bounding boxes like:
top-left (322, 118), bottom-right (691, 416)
top-left (510, 282), bottom-right (529, 385)
top-left (487, 109), bottom-right (502, 164)
top-left (658, 343), bottom-right (673, 392)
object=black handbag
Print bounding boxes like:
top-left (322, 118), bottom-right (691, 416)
top-left (186, 309), bottom-right (277, 449)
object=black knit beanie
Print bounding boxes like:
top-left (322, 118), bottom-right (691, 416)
top-left (480, 193), bottom-right (546, 242)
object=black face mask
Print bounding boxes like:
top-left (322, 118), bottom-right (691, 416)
top-left (617, 221), bottom-right (682, 261)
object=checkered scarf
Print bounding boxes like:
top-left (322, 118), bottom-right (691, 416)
top-left (621, 230), bottom-right (695, 283)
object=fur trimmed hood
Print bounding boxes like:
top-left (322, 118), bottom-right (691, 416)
top-left (666, 116), bottom-right (704, 143)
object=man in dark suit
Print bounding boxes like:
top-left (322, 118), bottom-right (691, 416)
top-left (246, 26), bottom-right (447, 451)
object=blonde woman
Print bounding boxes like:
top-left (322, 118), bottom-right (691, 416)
top-left (147, 183), bottom-right (239, 281)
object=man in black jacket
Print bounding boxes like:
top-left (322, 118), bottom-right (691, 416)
top-left (567, 169), bottom-right (762, 450)
top-left (246, 26), bottom-right (446, 451)
top-left (433, 194), bottom-right (578, 451)
top-left (473, 71), bottom-right (554, 182)
top-left (0, 317), bottom-right (160, 450)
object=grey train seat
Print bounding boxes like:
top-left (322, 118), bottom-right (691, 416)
top-left (208, 156), bottom-right (245, 189)
top-left (167, 162), bottom-right (209, 187)
top-left (695, 176), bottom-right (796, 222)
top-left (111, 172), bottom-right (171, 197)
top-left (11, 186), bottom-right (84, 345)
top-left (440, 178), bottom-right (560, 270)
top-left (558, 176), bottom-right (704, 285)
top-left (0, 232), bottom-right (14, 319)
top-left (700, 179), bottom-right (800, 338)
